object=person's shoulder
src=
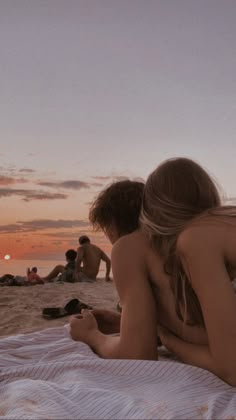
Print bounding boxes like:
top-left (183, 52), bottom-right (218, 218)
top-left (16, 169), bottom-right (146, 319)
top-left (76, 245), bottom-right (85, 256)
top-left (116, 229), bottom-right (147, 246)
top-left (91, 243), bottom-right (103, 253)
top-left (112, 229), bottom-right (149, 260)
top-left (177, 216), bottom-right (228, 254)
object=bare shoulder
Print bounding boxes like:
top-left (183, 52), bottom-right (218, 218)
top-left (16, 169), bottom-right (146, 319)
top-left (112, 229), bottom-right (149, 260)
top-left (111, 231), bottom-right (151, 281)
top-left (89, 243), bottom-right (102, 254)
top-left (177, 216), bottom-right (236, 257)
top-left (92, 244), bottom-right (101, 252)
top-left (77, 246), bottom-right (84, 254)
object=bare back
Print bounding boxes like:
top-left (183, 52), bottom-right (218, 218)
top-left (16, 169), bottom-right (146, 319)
top-left (76, 243), bottom-right (107, 279)
top-left (173, 214), bottom-right (236, 384)
top-left (142, 215), bottom-right (236, 344)
top-left (145, 247), bottom-right (208, 344)
top-left (211, 216), bottom-right (236, 277)
top-left (113, 229), bottom-right (209, 345)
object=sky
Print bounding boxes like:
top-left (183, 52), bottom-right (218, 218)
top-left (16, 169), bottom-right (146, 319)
top-left (0, 0), bottom-right (236, 261)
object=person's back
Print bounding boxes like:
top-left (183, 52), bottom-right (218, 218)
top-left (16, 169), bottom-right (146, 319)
top-left (75, 235), bottom-right (111, 281)
top-left (79, 243), bottom-right (103, 278)
top-left (115, 228), bottom-right (208, 344)
top-left (139, 157), bottom-right (236, 384)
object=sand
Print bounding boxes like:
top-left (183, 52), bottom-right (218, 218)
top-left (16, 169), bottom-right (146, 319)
top-left (0, 278), bottom-right (119, 338)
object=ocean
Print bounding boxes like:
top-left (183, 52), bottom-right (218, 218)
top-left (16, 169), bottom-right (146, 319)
top-left (0, 259), bottom-right (106, 277)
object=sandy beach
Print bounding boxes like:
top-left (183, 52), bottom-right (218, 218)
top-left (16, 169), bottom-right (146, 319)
top-left (0, 278), bottom-right (119, 338)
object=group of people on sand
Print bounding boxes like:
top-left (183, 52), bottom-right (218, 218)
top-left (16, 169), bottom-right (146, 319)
top-left (44, 235), bottom-right (111, 283)
top-left (0, 269), bottom-right (44, 286)
top-left (67, 157), bottom-right (236, 387)
top-left (0, 236), bottom-right (111, 286)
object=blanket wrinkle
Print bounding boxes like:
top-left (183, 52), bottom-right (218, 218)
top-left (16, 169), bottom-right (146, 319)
top-left (0, 326), bottom-right (235, 419)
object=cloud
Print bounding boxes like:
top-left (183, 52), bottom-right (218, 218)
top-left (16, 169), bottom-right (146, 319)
top-left (42, 228), bottom-right (92, 240)
top-left (44, 232), bottom-right (82, 239)
top-left (19, 168), bottom-right (35, 173)
top-left (0, 219), bottom-right (89, 234)
top-left (21, 250), bottom-right (64, 261)
top-left (91, 175), bottom-right (129, 182)
top-left (91, 176), bottom-right (111, 181)
top-left (51, 240), bottom-right (64, 246)
top-left (90, 175), bottom-right (144, 183)
top-left (31, 244), bottom-right (45, 249)
top-left (44, 231), bottom-right (108, 247)
top-left (37, 179), bottom-right (103, 190)
top-left (0, 176), bottom-right (28, 186)
top-left (22, 192), bottom-right (67, 202)
top-left (0, 188), bottom-right (68, 201)
top-left (0, 176), bottom-right (16, 185)
top-left (37, 180), bottom-right (91, 190)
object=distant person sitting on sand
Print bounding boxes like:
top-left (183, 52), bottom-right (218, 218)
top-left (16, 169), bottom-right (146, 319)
top-left (74, 235), bottom-right (111, 282)
top-left (27, 267), bottom-right (44, 284)
top-left (43, 249), bottom-right (77, 282)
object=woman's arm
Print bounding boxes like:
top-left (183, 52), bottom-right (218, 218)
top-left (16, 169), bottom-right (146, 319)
top-left (70, 234), bottom-right (158, 360)
top-left (112, 236), bottom-right (158, 359)
top-left (176, 225), bottom-right (236, 385)
top-left (91, 309), bottom-right (121, 334)
top-left (100, 251), bottom-right (111, 281)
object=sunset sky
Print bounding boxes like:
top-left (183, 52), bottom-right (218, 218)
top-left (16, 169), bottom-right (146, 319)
top-left (0, 0), bottom-right (236, 260)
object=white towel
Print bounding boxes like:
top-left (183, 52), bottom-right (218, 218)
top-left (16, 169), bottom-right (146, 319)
top-left (0, 326), bottom-right (235, 419)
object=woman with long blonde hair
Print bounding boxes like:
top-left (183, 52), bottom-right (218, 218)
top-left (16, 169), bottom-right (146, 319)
top-left (141, 157), bottom-right (236, 385)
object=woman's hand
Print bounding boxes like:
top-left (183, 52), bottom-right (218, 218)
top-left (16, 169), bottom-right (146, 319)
top-left (70, 309), bottom-right (121, 358)
top-left (159, 326), bottom-right (214, 372)
top-left (70, 310), bottom-right (98, 344)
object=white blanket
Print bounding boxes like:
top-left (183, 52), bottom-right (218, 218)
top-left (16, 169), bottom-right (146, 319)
top-left (0, 326), bottom-right (235, 419)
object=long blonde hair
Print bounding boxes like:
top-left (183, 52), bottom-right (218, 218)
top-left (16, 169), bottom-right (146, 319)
top-left (140, 157), bottom-right (236, 326)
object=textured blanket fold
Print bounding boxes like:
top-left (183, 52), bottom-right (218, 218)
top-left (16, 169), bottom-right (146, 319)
top-left (0, 327), bottom-right (235, 419)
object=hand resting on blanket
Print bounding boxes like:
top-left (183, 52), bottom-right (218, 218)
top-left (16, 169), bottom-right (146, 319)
top-left (70, 310), bottom-right (122, 358)
top-left (70, 309), bottom-right (121, 340)
top-left (70, 310), bottom-right (97, 343)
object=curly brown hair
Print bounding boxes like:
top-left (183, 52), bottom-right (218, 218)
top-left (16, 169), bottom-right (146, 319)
top-left (89, 180), bottom-right (144, 236)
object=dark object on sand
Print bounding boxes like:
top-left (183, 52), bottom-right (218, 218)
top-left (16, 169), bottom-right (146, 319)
top-left (42, 298), bottom-right (93, 319)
